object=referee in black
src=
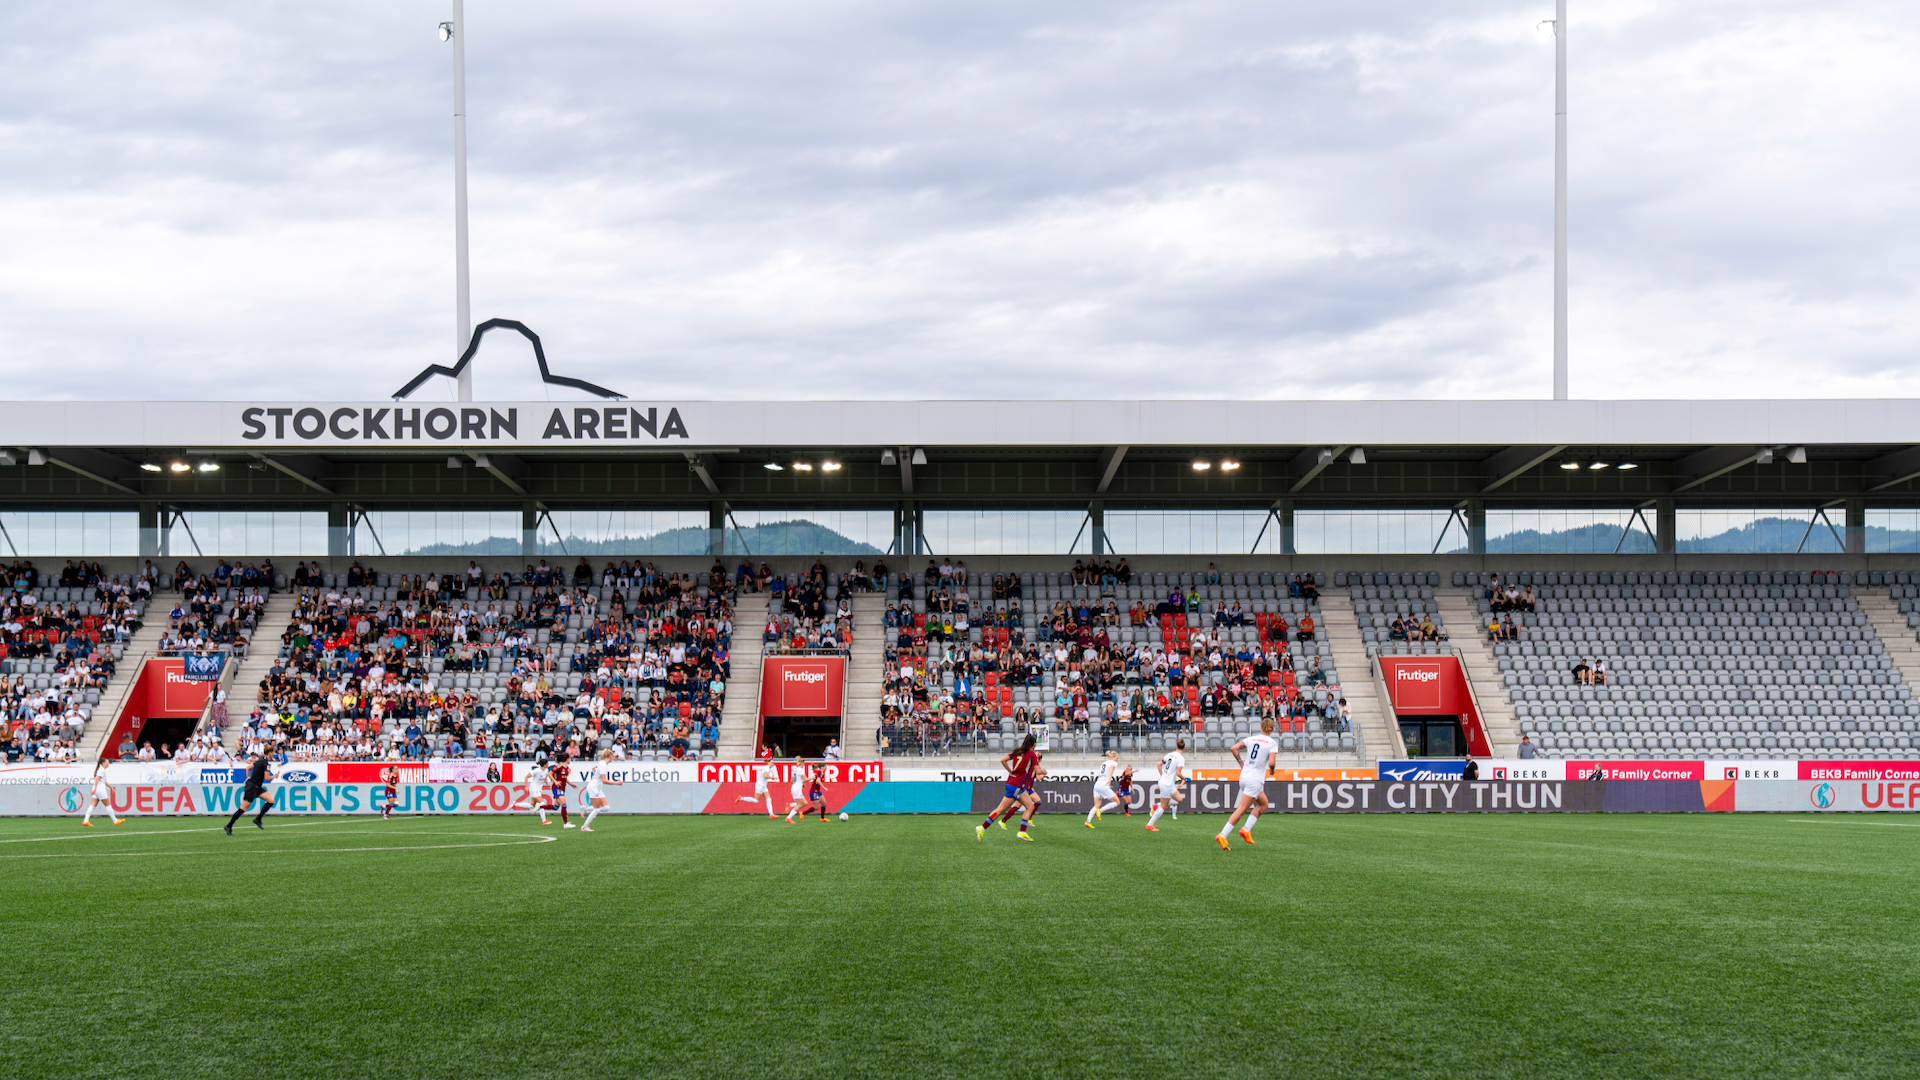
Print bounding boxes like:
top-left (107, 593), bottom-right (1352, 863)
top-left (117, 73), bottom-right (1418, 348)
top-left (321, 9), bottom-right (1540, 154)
top-left (225, 751), bottom-right (276, 835)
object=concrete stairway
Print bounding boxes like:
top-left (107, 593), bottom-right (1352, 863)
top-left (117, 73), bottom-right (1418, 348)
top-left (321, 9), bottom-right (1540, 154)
top-left (81, 613), bottom-right (169, 762)
top-left (1438, 591), bottom-right (1520, 756)
top-left (221, 592), bottom-right (297, 754)
top-left (1857, 592), bottom-right (1920, 692)
top-left (1317, 595), bottom-right (1400, 764)
top-left (717, 594), bottom-right (769, 759)
top-left (839, 593), bottom-right (888, 757)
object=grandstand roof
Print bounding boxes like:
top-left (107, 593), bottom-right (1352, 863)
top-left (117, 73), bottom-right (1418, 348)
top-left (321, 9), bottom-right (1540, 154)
top-left (3, 397), bottom-right (1919, 509)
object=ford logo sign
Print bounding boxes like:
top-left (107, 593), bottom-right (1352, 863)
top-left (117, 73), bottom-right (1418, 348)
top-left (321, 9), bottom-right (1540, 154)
top-left (1809, 782), bottom-right (1835, 810)
top-left (279, 769), bottom-right (318, 783)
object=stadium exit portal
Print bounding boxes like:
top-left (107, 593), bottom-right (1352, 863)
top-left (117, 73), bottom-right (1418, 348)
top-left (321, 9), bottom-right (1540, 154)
top-left (758, 656), bottom-right (846, 758)
top-left (1377, 655), bottom-right (1493, 758)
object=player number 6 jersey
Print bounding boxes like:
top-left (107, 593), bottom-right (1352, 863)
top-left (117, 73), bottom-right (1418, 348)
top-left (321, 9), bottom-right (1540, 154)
top-left (1240, 735), bottom-right (1278, 784)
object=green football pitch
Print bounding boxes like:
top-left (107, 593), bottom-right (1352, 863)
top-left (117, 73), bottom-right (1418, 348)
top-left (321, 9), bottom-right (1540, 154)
top-left (0, 812), bottom-right (1914, 1080)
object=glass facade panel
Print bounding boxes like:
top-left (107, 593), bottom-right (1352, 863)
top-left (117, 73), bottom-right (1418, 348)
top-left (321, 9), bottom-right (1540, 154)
top-left (1866, 510), bottom-right (1920, 553)
top-left (1483, 510), bottom-right (1648, 554)
top-left (0, 511), bottom-right (138, 557)
top-left (165, 511), bottom-right (328, 558)
top-left (726, 510), bottom-right (890, 555)
top-left (1101, 510), bottom-right (1278, 554)
top-left (921, 510), bottom-right (1090, 555)
top-left (1675, 510), bottom-right (1836, 554)
top-left (540, 510), bottom-right (709, 555)
top-left (353, 511), bottom-right (520, 557)
top-left (1295, 511), bottom-right (1454, 554)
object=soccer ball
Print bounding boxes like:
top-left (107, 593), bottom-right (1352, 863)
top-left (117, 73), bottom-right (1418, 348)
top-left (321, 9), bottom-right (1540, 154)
top-left (838, 812), bottom-right (849, 821)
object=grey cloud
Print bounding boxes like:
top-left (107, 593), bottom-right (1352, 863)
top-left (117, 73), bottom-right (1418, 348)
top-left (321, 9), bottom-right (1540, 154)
top-left (0, 0), bottom-right (1914, 403)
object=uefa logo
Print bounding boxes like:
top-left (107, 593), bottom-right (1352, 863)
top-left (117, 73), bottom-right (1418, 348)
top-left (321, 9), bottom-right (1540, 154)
top-left (1809, 782), bottom-right (1836, 810)
top-left (58, 786), bottom-right (83, 813)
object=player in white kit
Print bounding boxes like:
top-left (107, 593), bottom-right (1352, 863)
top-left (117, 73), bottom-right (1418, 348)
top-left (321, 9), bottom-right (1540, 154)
top-left (580, 749), bottom-right (618, 832)
top-left (736, 753), bottom-right (779, 818)
top-left (81, 761), bottom-right (124, 827)
top-left (1084, 751), bottom-right (1124, 828)
top-left (1146, 739), bottom-right (1187, 832)
top-left (523, 761), bottom-right (553, 824)
top-left (784, 767), bottom-right (808, 823)
top-left (1217, 718), bottom-right (1278, 850)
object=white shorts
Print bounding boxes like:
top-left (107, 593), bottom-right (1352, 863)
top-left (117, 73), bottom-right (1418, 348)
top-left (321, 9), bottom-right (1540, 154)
top-left (1238, 779), bottom-right (1268, 804)
top-left (754, 782), bottom-right (769, 795)
top-left (1092, 783), bottom-right (1115, 802)
top-left (586, 786), bottom-right (605, 801)
top-left (790, 786), bottom-right (805, 801)
top-left (1155, 781), bottom-right (1179, 801)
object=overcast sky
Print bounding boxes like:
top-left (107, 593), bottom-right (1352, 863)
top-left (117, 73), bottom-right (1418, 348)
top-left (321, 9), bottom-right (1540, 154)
top-left (0, 0), bottom-right (1913, 403)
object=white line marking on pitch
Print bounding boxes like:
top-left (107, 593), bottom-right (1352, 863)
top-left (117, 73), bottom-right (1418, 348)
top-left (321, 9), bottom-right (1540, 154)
top-left (1787, 818), bottom-right (1920, 828)
top-left (0, 832), bottom-right (557, 858)
top-left (0, 820), bottom-right (344, 845)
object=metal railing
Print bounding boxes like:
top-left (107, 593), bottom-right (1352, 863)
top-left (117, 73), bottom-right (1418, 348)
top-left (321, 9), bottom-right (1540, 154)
top-left (874, 719), bottom-right (1362, 762)
top-left (1369, 654), bottom-right (1411, 760)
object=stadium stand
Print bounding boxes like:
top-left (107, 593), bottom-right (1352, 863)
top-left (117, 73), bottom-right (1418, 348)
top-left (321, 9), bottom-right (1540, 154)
top-left (878, 564), bottom-right (1360, 762)
top-left (1, 560), bottom-right (150, 762)
top-left (229, 560), bottom-right (736, 763)
top-left (22, 548), bottom-right (1920, 769)
top-left (1340, 571), bottom-right (1452, 655)
top-left (753, 558), bottom-right (863, 655)
top-left (1457, 569), bottom-right (1918, 760)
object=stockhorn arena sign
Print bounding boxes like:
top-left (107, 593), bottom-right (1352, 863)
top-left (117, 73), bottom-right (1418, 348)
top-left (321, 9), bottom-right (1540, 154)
top-left (238, 404), bottom-right (690, 445)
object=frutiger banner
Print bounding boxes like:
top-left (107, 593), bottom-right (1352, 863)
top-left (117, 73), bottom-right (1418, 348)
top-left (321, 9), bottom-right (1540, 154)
top-left (758, 656), bottom-right (845, 717)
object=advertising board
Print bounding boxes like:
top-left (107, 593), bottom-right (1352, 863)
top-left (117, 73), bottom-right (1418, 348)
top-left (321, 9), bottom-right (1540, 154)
top-left (758, 656), bottom-right (846, 717)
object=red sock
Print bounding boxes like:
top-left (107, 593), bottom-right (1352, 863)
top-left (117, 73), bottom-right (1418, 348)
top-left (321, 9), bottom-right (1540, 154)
top-left (560, 805), bottom-right (570, 824)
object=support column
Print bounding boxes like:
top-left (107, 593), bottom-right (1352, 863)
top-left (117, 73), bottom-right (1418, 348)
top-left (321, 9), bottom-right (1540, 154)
top-left (1846, 499), bottom-right (1866, 555)
top-left (327, 503), bottom-right (350, 558)
top-left (1656, 500), bottom-right (1677, 556)
top-left (1468, 499), bottom-right (1487, 556)
top-left (1089, 501), bottom-right (1105, 556)
top-left (138, 504), bottom-right (161, 560)
top-left (1276, 500), bottom-right (1295, 556)
top-left (708, 502), bottom-right (727, 557)
top-left (896, 501), bottom-right (916, 559)
top-left (521, 503), bottom-right (539, 558)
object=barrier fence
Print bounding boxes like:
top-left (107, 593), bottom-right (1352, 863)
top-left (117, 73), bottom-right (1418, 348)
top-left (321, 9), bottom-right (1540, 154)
top-left (1, 777), bottom-right (1914, 816)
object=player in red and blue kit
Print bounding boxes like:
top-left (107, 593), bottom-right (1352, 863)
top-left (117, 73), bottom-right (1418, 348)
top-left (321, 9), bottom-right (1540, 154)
top-left (803, 764), bottom-right (831, 822)
top-left (977, 734), bottom-right (1041, 842)
top-left (1112, 766), bottom-right (1134, 816)
top-left (550, 755), bottom-right (573, 828)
